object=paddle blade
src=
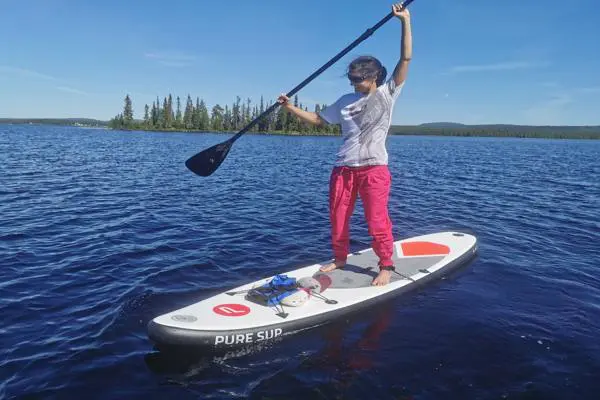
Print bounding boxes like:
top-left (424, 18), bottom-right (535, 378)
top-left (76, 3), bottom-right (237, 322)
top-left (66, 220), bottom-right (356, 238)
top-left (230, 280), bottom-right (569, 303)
top-left (185, 139), bottom-right (233, 177)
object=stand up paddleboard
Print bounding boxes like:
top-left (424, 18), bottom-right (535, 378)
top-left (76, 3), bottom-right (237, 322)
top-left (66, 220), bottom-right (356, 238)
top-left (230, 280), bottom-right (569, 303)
top-left (148, 231), bottom-right (477, 350)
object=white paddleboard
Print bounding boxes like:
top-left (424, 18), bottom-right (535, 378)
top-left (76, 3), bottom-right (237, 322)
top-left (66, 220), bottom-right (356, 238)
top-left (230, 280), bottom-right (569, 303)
top-left (148, 231), bottom-right (477, 350)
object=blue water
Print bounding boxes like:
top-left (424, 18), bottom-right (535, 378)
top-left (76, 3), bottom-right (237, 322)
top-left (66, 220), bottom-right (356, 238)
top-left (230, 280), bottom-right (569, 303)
top-left (1, 124), bottom-right (599, 399)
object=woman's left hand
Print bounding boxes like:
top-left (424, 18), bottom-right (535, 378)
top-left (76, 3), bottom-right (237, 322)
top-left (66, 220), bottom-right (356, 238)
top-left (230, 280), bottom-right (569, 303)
top-left (392, 2), bottom-right (410, 20)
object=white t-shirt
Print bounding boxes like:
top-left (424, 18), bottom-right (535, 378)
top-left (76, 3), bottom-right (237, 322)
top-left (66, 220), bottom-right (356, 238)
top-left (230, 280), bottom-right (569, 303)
top-left (319, 79), bottom-right (404, 167)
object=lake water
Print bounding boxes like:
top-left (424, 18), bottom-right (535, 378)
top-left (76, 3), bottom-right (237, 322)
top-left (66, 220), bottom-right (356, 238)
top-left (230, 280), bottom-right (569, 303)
top-left (1, 125), bottom-right (599, 399)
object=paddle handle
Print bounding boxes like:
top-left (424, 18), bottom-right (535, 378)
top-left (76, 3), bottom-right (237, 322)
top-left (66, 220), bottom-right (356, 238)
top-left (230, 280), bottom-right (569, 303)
top-left (230, 0), bottom-right (415, 142)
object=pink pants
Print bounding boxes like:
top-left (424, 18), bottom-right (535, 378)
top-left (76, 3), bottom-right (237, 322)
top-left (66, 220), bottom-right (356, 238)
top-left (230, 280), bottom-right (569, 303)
top-left (329, 165), bottom-right (394, 268)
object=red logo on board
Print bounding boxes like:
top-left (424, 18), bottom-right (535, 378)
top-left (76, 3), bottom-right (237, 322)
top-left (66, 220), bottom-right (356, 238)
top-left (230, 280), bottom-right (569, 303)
top-left (213, 304), bottom-right (251, 317)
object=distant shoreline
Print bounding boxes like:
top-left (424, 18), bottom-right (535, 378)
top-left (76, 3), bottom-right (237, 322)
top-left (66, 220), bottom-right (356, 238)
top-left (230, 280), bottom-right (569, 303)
top-left (2, 118), bottom-right (599, 140)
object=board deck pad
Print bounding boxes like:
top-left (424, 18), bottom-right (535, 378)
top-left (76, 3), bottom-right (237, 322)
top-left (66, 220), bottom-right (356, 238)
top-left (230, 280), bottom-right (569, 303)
top-left (313, 255), bottom-right (446, 288)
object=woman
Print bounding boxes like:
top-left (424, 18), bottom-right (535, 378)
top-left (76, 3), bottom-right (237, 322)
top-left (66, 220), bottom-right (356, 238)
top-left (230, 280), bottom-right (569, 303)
top-left (278, 3), bottom-right (412, 286)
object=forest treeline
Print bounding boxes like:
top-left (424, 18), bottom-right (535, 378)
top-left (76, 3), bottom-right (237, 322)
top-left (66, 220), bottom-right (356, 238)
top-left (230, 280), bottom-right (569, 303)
top-left (389, 124), bottom-right (600, 140)
top-left (0, 118), bottom-right (107, 127)
top-left (108, 94), bottom-right (340, 135)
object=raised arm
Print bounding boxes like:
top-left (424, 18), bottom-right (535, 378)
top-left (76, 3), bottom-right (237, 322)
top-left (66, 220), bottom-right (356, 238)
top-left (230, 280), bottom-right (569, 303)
top-left (392, 3), bottom-right (412, 86)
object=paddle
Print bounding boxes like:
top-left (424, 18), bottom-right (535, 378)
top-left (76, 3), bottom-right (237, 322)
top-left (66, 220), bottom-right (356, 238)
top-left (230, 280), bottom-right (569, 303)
top-left (185, 0), bottom-right (416, 177)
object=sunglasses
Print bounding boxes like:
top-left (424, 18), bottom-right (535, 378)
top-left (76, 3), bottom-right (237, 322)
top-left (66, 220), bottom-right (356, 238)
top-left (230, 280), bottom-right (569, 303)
top-left (347, 73), bottom-right (370, 84)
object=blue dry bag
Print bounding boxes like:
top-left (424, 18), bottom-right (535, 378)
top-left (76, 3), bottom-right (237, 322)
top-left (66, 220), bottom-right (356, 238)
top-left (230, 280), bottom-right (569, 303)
top-left (246, 274), bottom-right (298, 307)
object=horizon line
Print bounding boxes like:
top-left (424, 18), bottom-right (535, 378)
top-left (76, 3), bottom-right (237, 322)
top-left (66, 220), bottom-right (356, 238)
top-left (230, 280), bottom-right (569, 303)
top-left (1, 117), bottom-right (599, 128)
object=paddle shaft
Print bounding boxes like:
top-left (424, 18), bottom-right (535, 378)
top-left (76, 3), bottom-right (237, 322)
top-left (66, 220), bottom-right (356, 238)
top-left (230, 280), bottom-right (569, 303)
top-left (229, 0), bottom-right (414, 143)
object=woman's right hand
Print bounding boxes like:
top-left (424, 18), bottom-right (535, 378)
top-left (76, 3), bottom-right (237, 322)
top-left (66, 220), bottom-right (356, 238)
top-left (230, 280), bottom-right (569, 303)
top-left (277, 94), bottom-right (291, 108)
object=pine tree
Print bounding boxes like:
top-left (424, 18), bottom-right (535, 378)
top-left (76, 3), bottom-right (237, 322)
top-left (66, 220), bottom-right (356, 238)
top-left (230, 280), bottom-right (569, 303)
top-left (166, 94), bottom-right (174, 128)
top-left (150, 102), bottom-right (158, 128)
top-left (143, 104), bottom-right (150, 127)
top-left (192, 97), bottom-right (201, 129)
top-left (252, 105), bottom-right (259, 132)
top-left (224, 105), bottom-right (232, 131)
top-left (155, 97), bottom-right (162, 127)
top-left (161, 97), bottom-right (169, 128)
top-left (245, 98), bottom-right (252, 126)
top-left (183, 95), bottom-right (194, 129)
top-left (198, 99), bottom-right (209, 130)
top-left (275, 106), bottom-right (287, 132)
top-left (175, 96), bottom-right (183, 128)
top-left (232, 96), bottom-right (241, 130)
top-left (267, 100), bottom-right (277, 131)
top-left (240, 102), bottom-right (246, 129)
top-left (211, 104), bottom-right (224, 131)
top-left (123, 95), bottom-right (133, 127)
top-left (257, 96), bottom-right (267, 132)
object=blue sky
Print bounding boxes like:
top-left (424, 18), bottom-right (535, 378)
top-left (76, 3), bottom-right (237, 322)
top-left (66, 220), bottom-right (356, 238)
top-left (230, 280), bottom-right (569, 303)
top-left (1, 0), bottom-right (599, 125)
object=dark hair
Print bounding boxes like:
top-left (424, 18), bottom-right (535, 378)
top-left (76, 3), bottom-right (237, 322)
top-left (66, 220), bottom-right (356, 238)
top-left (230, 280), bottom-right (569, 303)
top-left (347, 56), bottom-right (387, 86)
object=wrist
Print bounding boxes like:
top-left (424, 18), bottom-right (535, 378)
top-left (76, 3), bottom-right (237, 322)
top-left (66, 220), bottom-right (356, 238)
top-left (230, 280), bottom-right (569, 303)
top-left (398, 14), bottom-right (410, 23)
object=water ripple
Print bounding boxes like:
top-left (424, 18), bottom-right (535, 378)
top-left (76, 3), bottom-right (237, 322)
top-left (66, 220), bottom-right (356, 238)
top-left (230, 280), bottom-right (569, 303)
top-left (1, 126), bottom-right (599, 399)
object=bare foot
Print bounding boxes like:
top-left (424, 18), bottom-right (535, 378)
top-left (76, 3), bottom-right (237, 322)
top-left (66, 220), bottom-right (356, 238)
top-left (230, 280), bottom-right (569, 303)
top-left (319, 260), bottom-right (345, 273)
top-left (372, 270), bottom-right (392, 286)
